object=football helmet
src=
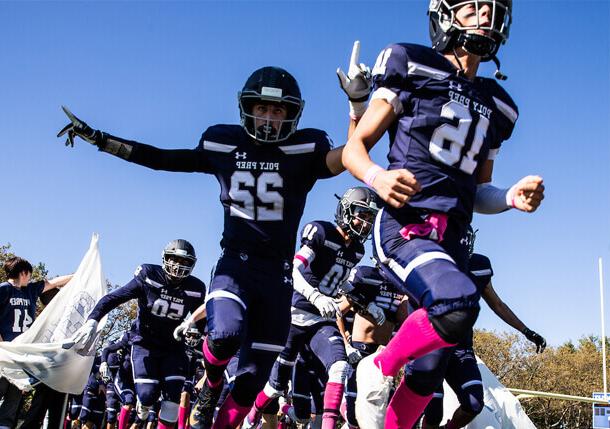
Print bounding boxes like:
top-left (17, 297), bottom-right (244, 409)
top-left (184, 326), bottom-right (203, 348)
top-left (428, 0), bottom-right (512, 61)
top-left (238, 66), bottom-right (304, 143)
top-left (465, 225), bottom-right (478, 257)
top-left (335, 187), bottom-right (381, 243)
top-left (162, 239), bottom-right (197, 281)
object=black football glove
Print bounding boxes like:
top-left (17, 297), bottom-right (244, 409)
top-left (522, 327), bottom-right (546, 353)
top-left (57, 106), bottom-right (103, 147)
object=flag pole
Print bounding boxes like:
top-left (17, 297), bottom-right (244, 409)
top-left (600, 257), bottom-right (607, 396)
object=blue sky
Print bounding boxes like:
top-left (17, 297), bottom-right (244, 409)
top-left (1, 1), bottom-right (608, 346)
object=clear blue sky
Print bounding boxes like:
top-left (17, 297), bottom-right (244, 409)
top-left (1, 1), bottom-right (608, 346)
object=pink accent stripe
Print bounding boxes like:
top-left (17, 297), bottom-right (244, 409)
top-left (294, 254), bottom-right (309, 268)
top-left (203, 338), bottom-right (231, 366)
top-left (212, 393), bottom-right (251, 429)
top-left (177, 405), bottom-right (188, 429)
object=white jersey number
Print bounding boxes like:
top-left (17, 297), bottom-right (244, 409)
top-left (12, 309), bottom-right (33, 333)
top-left (319, 264), bottom-right (350, 297)
top-left (429, 100), bottom-right (489, 175)
top-left (229, 172), bottom-right (284, 221)
top-left (151, 299), bottom-right (185, 320)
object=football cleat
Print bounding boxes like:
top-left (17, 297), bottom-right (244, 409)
top-left (189, 380), bottom-right (223, 429)
top-left (355, 348), bottom-right (393, 429)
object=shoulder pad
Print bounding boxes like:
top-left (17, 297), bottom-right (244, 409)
top-left (480, 78), bottom-right (519, 125)
top-left (279, 128), bottom-right (332, 155)
top-left (197, 124), bottom-right (245, 152)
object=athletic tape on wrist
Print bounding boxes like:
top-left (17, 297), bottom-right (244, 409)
top-left (364, 165), bottom-right (383, 188)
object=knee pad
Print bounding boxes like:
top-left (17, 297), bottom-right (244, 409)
top-left (136, 400), bottom-right (151, 421)
top-left (205, 336), bottom-right (242, 362)
top-left (429, 307), bottom-right (480, 344)
top-left (460, 383), bottom-right (484, 416)
top-left (135, 383), bottom-right (157, 407)
top-left (158, 400), bottom-right (179, 423)
top-left (328, 361), bottom-right (349, 384)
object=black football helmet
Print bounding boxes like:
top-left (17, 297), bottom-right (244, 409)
top-left (428, 0), bottom-right (512, 61)
top-left (335, 187), bottom-right (381, 243)
top-left (162, 239), bottom-right (197, 282)
top-left (184, 326), bottom-right (203, 348)
top-left (238, 66), bottom-right (304, 143)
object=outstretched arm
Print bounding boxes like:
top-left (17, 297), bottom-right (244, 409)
top-left (58, 106), bottom-right (208, 173)
top-left (43, 274), bottom-right (73, 293)
top-left (481, 281), bottom-right (546, 352)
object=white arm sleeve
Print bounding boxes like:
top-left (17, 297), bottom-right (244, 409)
top-left (474, 182), bottom-right (515, 214)
top-left (292, 245), bottom-right (318, 302)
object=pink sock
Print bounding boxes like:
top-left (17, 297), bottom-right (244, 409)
top-left (385, 379), bottom-right (432, 429)
top-left (321, 382), bottom-right (344, 429)
top-left (177, 405), bottom-right (188, 429)
top-left (118, 406), bottom-right (131, 429)
top-left (157, 421), bottom-right (174, 429)
top-left (374, 308), bottom-right (455, 376)
top-left (203, 338), bottom-right (231, 388)
top-left (246, 389), bottom-right (274, 425)
top-left (212, 393), bottom-right (251, 429)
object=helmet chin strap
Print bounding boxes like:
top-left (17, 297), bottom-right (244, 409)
top-left (452, 47), bottom-right (466, 77)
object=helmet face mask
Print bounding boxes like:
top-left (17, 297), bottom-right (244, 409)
top-left (184, 327), bottom-right (202, 348)
top-left (162, 239), bottom-right (197, 282)
top-left (238, 67), bottom-right (304, 144)
top-left (335, 187), bottom-right (381, 243)
top-left (429, 0), bottom-right (512, 60)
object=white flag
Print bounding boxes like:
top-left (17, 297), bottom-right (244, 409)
top-left (0, 234), bottom-right (107, 393)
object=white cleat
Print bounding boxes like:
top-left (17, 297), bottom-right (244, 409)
top-left (355, 348), bottom-right (393, 429)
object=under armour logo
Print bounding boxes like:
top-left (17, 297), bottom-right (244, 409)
top-left (235, 152), bottom-right (247, 160)
top-left (284, 276), bottom-right (293, 285)
top-left (449, 81), bottom-right (463, 92)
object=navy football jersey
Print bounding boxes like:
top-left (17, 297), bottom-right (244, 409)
top-left (0, 280), bottom-right (45, 341)
top-left (101, 332), bottom-right (132, 373)
top-left (122, 125), bottom-right (333, 259)
top-left (85, 355), bottom-right (103, 392)
top-left (88, 264), bottom-right (205, 347)
top-left (292, 221), bottom-right (365, 318)
top-left (372, 43), bottom-right (519, 224)
top-left (345, 266), bottom-right (405, 323)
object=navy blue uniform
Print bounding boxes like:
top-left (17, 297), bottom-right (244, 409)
top-left (370, 43), bottom-right (516, 322)
top-left (291, 221), bottom-right (364, 325)
top-left (343, 266), bottom-right (405, 428)
top-left (88, 264), bottom-right (205, 407)
top-left (80, 356), bottom-right (106, 426)
top-left (256, 221), bottom-right (362, 426)
top-left (100, 121), bottom-right (334, 406)
top-left (0, 280), bottom-right (45, 341)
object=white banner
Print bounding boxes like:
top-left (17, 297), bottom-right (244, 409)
top-left (0, 234), bottom-right (107, 394)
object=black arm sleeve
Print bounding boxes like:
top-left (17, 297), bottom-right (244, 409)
top-left (98, 133), bottom-right (211, 173)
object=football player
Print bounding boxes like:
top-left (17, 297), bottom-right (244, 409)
top-left (342, 1), bottom-right (545, 426)
top-left (72, 239), bottom-right (206, 429)
top-left (0, 256), bottom-right (72, 429)
top-left (244, 187), bottom-right (380, 429)
top-left (59, 41), bottom-right (372, 429)
top-left (100, 340), bottom-right (123, 428)
top-left (79, 354), bottom-right (106, 429)
top-left (339, 265), bottom-right (408, 429)
top-left (420, 230), bottom-right (545, 429)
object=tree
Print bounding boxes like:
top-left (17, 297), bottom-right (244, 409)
top-left (474, 329), bottom-right (607, 428)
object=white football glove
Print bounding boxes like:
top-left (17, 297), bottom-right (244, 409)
top-left (99, 362), bottom-right (110, 382)
top-left (366, 302), bottom-right (386, 326)
top-left (72, 319), bottom-right (98, 351)
top-left (310, 291), bottom-right (340, 319)
top-left (345, 342), bottom-right (363, 365)
top-left (173, 317), bottom-right (195, 342)
top-left (337, 40), bottom-right (372, 118)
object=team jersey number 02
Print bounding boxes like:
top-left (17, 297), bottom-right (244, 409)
top-left (229, 171), bottom-right (284, 221)
top-left (373, 49), bottom-right (489, 175)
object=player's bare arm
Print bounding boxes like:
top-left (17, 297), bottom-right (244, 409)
top-left (43, 274), bottom-right (73, 293)
top-left (343, 98), bottom-right (420, 208)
